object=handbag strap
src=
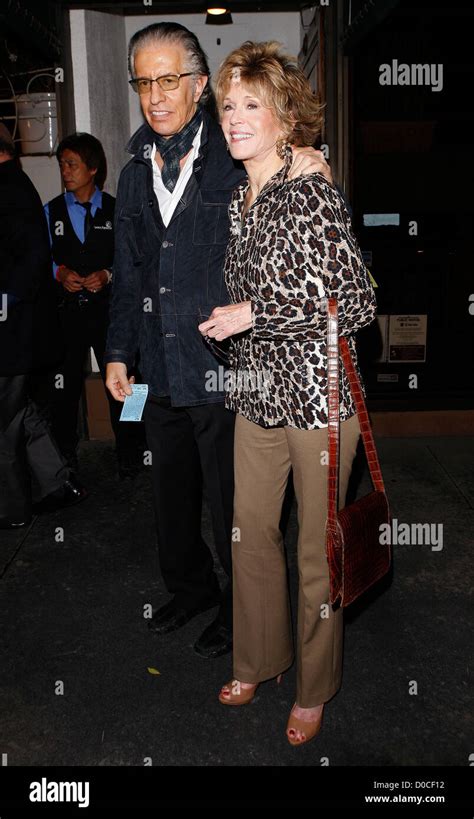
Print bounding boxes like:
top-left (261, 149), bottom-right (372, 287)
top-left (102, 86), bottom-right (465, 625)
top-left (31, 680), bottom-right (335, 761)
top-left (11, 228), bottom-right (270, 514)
top-left (327, 297), bottom-right (386, 536)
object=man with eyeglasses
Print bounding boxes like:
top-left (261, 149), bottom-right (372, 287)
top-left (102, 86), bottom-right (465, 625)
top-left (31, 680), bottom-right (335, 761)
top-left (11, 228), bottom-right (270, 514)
top-left (105, 22), bottom-right (333, 659)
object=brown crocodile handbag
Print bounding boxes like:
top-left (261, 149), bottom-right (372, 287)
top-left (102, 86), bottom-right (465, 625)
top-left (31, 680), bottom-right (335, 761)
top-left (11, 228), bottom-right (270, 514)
top-left (325, 297), bottom-right (391, 607)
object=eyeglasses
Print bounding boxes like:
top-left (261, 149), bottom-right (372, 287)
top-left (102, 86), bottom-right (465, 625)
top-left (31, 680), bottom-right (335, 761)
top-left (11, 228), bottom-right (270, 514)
top-left (202, 333), bottom-right (230, 365)
top-left (129, 73), bottom-right (194, 94)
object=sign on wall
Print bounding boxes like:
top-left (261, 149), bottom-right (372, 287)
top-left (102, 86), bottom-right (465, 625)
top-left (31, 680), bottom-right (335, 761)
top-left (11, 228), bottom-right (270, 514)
top-left (388, 315), bottom-right (427, 362)
top-left (375, 315), bottom-right (427, 363)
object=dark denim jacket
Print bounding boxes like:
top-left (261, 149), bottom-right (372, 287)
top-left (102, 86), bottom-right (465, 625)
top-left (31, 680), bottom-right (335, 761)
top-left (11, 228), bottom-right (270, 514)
top-left (104, 111), bottom-right (245, 405)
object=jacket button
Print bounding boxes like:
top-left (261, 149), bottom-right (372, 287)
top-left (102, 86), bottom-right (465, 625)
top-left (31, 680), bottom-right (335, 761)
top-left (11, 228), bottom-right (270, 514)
top-left (159, 287), bottom-right (166, 294)
top-left (162, 240), bottom-right (169, 248)
top-left (148, 199), bottom-right (153, 206)
top-left (165, 333), bottom-right (175, 338)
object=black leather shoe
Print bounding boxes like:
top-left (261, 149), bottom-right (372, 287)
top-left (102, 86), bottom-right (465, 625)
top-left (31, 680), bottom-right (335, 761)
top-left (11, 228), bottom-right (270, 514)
top-left (148, 596), bottom-right (220, 635)
top-left (194, 618), bottom-right (233, 659)
top-left (33, 475), bottom-right (88, 515)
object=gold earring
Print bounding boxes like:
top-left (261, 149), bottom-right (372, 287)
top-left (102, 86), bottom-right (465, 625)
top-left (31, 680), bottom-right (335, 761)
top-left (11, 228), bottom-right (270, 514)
top-left (276, 138), bottom-right (288, 159)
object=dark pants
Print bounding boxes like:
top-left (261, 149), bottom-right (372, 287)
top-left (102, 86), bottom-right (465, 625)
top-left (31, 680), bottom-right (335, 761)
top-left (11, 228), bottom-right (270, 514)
top-left (144, 396), bottom-right (235, 628)
top-left (0, 374), bottom-right (70, 520)
top-left (50, 300), bottom-right (142, 465)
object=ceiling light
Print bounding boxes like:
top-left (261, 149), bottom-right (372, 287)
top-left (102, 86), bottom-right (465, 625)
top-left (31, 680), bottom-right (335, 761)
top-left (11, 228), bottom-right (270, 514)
top-left (206, 7), bottom-right (233, 24)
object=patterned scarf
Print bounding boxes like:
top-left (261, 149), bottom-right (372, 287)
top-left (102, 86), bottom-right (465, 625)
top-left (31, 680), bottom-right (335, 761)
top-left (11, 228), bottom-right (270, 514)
top-left (150, 108), bottom-right (203, 193)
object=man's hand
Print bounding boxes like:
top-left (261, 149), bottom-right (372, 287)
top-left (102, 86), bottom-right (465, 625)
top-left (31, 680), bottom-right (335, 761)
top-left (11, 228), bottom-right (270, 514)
top-left (57, 266), bottom-right (84, 292)
top-left (106, 363), bottom-right (135, 402)
top-left (82, 269), bottom-right (109, 293)
top-left (289, 146), bottom-right (333, 185)
top-left (198, 302), bottom-right (252, 341)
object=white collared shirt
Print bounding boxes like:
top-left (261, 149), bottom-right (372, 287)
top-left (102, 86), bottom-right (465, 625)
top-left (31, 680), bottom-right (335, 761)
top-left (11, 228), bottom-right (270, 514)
top-left (150, 122), bottom-right (203, 227)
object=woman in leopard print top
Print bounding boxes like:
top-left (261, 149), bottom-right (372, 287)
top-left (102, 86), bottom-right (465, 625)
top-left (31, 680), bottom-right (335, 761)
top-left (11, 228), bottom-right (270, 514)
top-left (199, 41), bottom-right (376, 746)
top-left (222, 149), bottom-right (375, 428)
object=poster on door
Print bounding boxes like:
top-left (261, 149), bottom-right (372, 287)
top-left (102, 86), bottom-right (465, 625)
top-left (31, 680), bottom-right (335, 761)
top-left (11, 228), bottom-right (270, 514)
top-left (388, 315), bottom-right (427, 362)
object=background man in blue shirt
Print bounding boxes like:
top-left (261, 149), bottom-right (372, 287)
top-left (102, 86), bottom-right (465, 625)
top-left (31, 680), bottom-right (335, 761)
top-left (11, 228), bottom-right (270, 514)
top-left (45, 133), bottom-right (143, 478)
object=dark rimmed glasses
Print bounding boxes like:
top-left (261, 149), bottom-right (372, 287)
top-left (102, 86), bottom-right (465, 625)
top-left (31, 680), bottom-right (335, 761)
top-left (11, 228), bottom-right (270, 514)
top-left (129, 73), bottom-right (194, 95)
top-left (202, 333), bottom-right (231, 365)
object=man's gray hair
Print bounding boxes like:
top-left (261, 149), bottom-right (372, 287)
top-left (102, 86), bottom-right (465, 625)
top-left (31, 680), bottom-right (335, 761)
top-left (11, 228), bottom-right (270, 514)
top-left (128, 22), bottom-right (212, 105)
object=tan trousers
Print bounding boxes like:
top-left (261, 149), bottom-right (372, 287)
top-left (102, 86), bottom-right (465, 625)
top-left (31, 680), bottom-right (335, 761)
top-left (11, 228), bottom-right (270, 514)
top-left (232, 412), bottom-right (361, 708)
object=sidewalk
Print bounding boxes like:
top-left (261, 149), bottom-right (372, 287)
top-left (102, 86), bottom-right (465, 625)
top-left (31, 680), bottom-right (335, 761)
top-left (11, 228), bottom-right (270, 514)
top-left (1, 436), bottom-right (472, 766)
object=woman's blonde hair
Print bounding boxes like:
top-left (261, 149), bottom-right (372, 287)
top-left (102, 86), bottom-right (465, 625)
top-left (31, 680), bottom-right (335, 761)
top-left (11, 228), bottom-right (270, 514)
top-left (215, 41), bottom-right (324, 147)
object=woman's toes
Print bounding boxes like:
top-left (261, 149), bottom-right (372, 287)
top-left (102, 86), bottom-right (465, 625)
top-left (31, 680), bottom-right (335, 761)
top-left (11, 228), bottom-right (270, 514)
top-left (288, 727), bottom-right (304, 742)
top-left (289, 728), bottom-right (306, 742)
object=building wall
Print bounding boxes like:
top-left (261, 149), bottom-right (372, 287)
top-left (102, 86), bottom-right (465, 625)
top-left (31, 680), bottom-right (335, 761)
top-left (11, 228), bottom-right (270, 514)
top-left (298, 3), bottom-right (348, 193)
top-left (20, 155), bottom-right (62, 205)
top-left (70, 9), bottom-right (130, 196)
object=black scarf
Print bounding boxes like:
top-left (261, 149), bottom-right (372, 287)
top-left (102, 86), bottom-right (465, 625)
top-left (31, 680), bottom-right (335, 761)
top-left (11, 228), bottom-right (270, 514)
top-left (150, 108), bottom-right (203, 193)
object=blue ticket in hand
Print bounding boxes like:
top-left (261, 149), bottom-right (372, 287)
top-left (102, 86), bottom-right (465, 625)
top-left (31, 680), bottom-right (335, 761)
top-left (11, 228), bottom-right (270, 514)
top-left (119, 384), bottom-right (149, 422)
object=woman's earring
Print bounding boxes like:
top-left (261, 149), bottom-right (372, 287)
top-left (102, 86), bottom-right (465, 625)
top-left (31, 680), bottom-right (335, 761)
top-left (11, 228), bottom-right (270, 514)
top-left (276, 137), bottom-right (288, 159)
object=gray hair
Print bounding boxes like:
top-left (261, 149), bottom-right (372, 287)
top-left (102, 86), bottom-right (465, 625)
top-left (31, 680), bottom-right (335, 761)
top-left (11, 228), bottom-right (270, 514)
top-left (128, 22), bottom-right (212, 105)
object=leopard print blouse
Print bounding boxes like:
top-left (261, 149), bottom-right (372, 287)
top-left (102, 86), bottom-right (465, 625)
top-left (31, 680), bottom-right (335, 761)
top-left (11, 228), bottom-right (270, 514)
top-left (224, 147), bottom-right (377, 430)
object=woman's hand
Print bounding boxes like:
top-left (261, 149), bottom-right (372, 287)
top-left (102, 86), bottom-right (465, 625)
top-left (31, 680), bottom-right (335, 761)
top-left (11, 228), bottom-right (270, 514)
top-left (198, 302), bottom-right (252, 341)
top-left (289, 147), bottom-right (333, 185)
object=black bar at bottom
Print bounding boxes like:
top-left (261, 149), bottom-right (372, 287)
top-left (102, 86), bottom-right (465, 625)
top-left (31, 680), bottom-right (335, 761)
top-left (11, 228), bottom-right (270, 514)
top-left (0, 766), bottom-right (472, 816)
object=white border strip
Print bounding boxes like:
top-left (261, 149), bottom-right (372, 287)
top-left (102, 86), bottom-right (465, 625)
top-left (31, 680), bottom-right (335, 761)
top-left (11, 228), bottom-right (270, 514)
top-left (69, 10), bottom-right (91, 132)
